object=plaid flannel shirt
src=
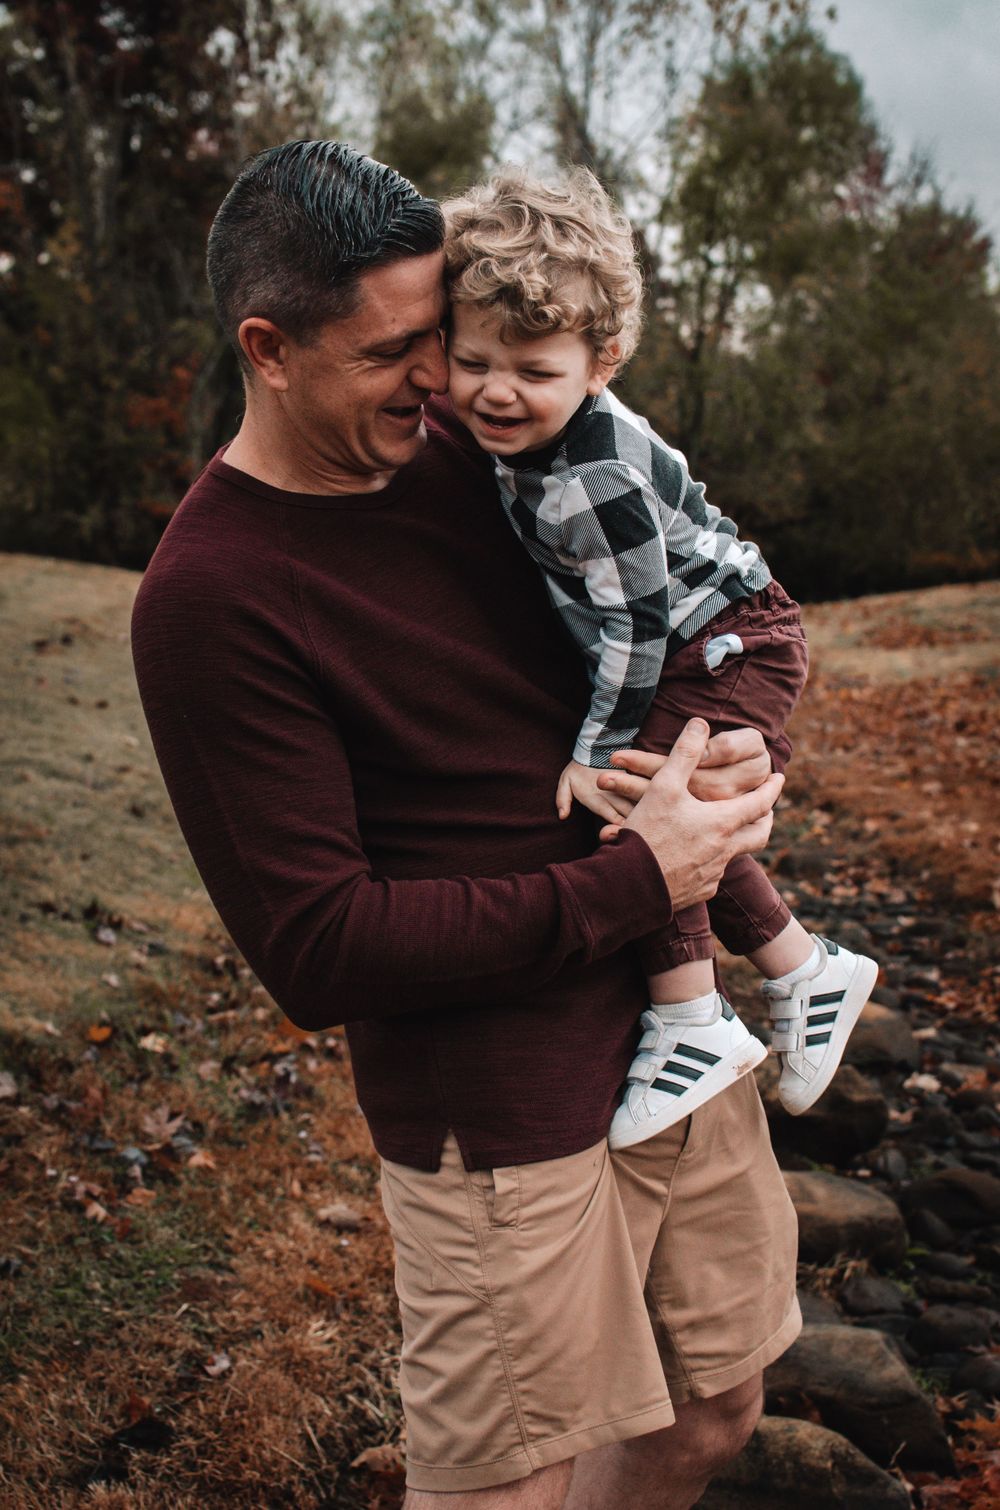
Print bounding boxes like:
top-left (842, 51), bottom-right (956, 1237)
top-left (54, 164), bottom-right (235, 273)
top-left (494, 389), bottom-right (772, 768)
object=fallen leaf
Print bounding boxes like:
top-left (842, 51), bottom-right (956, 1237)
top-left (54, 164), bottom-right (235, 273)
top-left (277, 1016), bottom-right (311, 1041)
top-left (84, 1200), bottom-right (109, 1222)
top-left (140, 1104), bottom-right (186, 1145)
top-left (138, 1032), bottom-right (169, 1054)
top-left (0, 1072), bottom-right (17, 1100)
top-left (88, 1024), bottom-right (113, 1043)
top-left (304, 1275), bottom-right (339, 1299)
top-left (124, 1388), bottom-right (152, 1426)
top-left (186, 1149), bottom-right (216, 1170)
top-left (124, 1187), bottom-right (157, 1207)
top-left (317, 1202), bottom-right (362, 1231)
top-left (102, 972), bottom-right (121, 988)
top-left (94, 925), bottom-right (117, 947)
top-left (196, 1059), bottom-right (220, 1082)
top-left (203, 1352), bottom-right (231, 1377)
top-left (904, 1072), bottom-right (943, 1094)
top-left (351, 1443), bottom-right (405, 1474)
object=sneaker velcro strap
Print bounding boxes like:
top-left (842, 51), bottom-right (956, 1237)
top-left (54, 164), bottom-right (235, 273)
top-left (626, 1056), bottom-right (664, 1086)
top-left (637, 1026), bottom-right (673, 1055)
top-left (770, 1030), bottom-right (801, 1052)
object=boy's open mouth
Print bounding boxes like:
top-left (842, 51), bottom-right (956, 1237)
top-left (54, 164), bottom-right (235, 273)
top-left (475, 413), bottom-right (526, 431)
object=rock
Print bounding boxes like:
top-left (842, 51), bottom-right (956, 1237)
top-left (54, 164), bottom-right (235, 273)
top-left (785, 1172), bottom-right (907, 1267)
top-left (765, 1324), bottom-right (954, 1472)
top-left (763, 1064), bottom-right (889, 1165)
top-left (871, 1148), bottom-right (909, 1184)
top-left (840, 1275), bottom-right (907, 1316)
top-left (798, 1289), bottom-right (842, 1326)
top-left (773, 844), bottom-right (829, 880)
top-left (915, 1274), bottom-right (995, 1305)
top-left (697, 1416), bottom-right (910, 1509)
top-left (915, 1252), bottom-right (976, 1280)
top-left (951, 1354), bottom-right (1000, 1400)
top-left (908, 1305), bottom-right (993, 1354)
top-left (906, 1208), bottom-right (958, 1251)
top-left (844, 1004), bottom-right (920, 1071)
top-left (903, 1168), bottom-right (1000, 1230)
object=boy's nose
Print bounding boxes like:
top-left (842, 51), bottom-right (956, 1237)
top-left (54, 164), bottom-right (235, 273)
top-left (482, 376), bottom-right (516, 404)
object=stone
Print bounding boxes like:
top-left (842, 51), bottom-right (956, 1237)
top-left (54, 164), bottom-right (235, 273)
top-left (844, 1003), bottom-right (920, 1071)
top-left (908, 1305), bottom-right (993, 1354)
top-left (697, 1416), bottom-right (910, 1509)
top-left (765, 1324), bottom-right (954, 1471)
top-left (785, 1171), bottom-right (907, 1267)
top-left (798, 1289), bottom-right (842, 1325)
top-left (903, 1168), bottom-right (1000, 1230)
top-left (763, 1064), bottom-right (889, 1165)
top-left (951, 1354), bottom-right (1000, 1400)
top-left (906, 1207), bottom-right (958, 1251)
top-left (840, 1274), bottom-right (907, 1316)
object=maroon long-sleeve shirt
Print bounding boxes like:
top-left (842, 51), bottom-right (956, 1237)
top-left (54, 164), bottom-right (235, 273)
top-left (131, 402), bottom-right (671, 1170)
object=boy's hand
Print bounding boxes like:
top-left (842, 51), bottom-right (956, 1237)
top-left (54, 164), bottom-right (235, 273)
top-left (556, 759), bottom-right (636, 825)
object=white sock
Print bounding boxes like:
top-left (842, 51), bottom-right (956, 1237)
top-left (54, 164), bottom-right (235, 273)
top-left (768, 938), bottom-right (822, 990)
top-left (650, 990), bottom-right (720, 1026)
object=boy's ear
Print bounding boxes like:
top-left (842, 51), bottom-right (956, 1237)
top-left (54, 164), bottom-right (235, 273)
top-left (587, 340), bottom-right (621, 394)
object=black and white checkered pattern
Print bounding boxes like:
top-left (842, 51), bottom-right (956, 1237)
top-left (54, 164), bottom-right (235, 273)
top-left (494, 390), bottom-right (772, 767)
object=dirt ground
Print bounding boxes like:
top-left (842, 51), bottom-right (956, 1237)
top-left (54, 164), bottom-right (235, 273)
top-left (0, 555), bottom-right (996, 1507)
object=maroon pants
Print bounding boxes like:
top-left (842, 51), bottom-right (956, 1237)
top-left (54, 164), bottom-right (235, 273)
top-left (636, 582), bottom-right (809, 977)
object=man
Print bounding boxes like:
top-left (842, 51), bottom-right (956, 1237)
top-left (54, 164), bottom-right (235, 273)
top-left (131, 140), bottom-right (800, 1508)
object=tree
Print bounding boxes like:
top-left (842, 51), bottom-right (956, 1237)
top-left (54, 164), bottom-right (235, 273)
top-left (0, 0), bottom-right (345, 563)
top-left (619, 28), bottom-right (1000, 597)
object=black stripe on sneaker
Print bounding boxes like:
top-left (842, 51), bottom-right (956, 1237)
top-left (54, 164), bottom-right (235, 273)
top-left (810, 990), bottom-right (846, 1006)
top-left (805, 1031), bottom-right (832, 1045)
top-left (818, 936), bottom-right (840, 954)
top-left (662, 1059), bottom-right (701, 1082)
top-left (808, 1011), bottom-right (839, 1027)
top-left (673, 1044), bottom-right (721, 1066)
top-left (652, 1078), bottom-right (686, 1096)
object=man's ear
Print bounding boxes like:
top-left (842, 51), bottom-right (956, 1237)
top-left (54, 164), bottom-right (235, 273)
top-left (238, 318), bottom-right (291, 390)
top-left (587, 339), bottom-right (621, 395)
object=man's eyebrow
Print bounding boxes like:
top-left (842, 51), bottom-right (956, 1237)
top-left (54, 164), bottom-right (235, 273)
top-left (363, 310), bottom-right (448, 355)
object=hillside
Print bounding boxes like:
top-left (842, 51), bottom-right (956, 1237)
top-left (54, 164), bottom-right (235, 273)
top-left (1, 554), bottom-right (997, 1507)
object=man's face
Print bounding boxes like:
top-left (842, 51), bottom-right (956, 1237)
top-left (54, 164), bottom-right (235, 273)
top-left (280, 250), bottom-right (449, 486)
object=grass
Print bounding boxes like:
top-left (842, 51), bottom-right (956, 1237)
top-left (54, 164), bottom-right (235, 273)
top-left (1, 552), bottom-right (997, 1506)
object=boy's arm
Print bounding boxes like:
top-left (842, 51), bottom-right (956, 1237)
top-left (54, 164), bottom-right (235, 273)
top-left (554, 459), bottom-right (676, 768)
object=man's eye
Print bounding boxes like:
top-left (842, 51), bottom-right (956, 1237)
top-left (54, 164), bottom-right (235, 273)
top-left (380, 346), bottom-right (409, 360)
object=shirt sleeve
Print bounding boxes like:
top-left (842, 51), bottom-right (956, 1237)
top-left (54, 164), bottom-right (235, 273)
top-left (130, 557), bottom-right (671, 1033)
top-left (555, 459), bottom-right (673, 768)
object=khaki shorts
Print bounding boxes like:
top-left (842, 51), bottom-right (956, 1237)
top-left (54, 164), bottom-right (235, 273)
top-left (379, 1072), bottom-right (801, 1493)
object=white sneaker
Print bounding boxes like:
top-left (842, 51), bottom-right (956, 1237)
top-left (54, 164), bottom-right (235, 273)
top-left (764, 935), bottom-right (879, 1115)
top-left (608, 998), bottom-right (767, 1151)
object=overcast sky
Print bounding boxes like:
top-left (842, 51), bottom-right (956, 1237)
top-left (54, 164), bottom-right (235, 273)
top-left (820, 0), bottom-right (1000, 243)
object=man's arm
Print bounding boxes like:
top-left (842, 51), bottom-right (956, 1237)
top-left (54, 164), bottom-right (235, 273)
top-left (132, 561), bottom-right (779, 1034)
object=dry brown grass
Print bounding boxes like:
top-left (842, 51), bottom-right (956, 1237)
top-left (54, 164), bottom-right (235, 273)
top-left (1, 555), bottom-right (997, 1506)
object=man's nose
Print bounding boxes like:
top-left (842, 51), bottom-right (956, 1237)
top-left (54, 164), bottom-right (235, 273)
top-left (410, 332), bottom-right (450, 394)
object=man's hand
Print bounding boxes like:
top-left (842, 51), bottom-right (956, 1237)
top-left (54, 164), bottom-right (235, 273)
top-left (594, 727), bottom-right (770, 829)
top-left (612, 719), bottom-right (783, 911)
top-left (555, 758), bottom-right (634, 824)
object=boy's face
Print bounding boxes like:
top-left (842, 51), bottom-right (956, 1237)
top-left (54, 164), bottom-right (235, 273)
top-left (448, 304), bottom-right (610, 456)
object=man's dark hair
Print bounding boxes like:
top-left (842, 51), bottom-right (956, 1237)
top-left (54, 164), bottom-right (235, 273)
top-left (207, 140), bottom-right (445, 373)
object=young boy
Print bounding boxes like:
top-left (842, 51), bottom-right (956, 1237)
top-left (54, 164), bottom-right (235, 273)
top-left (441, 166), bottom-right (878, 1150)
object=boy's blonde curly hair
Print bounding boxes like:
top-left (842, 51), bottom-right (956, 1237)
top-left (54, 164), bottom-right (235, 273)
top-left (441, 165), bottom-right (644, 369)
